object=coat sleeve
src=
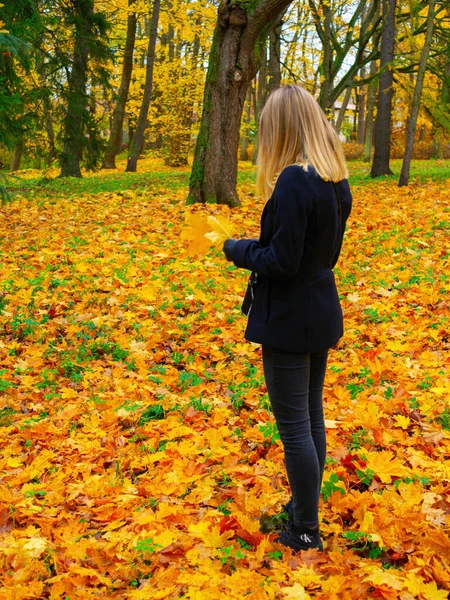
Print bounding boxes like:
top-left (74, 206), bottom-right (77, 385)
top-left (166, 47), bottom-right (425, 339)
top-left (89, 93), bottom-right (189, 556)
top-left (331, 181), bottom-right (352, 269)
top-left (231, 166), bottom-right (313, 280)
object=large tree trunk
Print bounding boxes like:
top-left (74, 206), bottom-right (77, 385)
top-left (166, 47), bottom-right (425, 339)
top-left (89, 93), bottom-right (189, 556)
top-left (126, 0), bottom-right (161, 173)
top-left (398, 0), bottom-right (436, 187)
top-left (187, 0), bottom-right (292, 207)
top-left (370, 0), bottom-right (396, 178)
top-left (61, 0), bottom-right (94, 177)
top-left (104, 0), bottom-right (137, 169)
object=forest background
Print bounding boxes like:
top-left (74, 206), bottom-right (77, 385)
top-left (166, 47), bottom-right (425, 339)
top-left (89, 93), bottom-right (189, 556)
top-left (0, 0), bottom-right (449, 599)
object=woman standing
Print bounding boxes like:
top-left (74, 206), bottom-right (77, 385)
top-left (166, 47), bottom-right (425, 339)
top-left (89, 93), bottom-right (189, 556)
top-left (223, 84), bottom-right (352, 552)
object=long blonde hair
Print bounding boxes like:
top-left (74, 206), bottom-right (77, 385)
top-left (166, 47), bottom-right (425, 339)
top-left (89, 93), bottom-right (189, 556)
top-left (256, 84), bottom-right (348, 200)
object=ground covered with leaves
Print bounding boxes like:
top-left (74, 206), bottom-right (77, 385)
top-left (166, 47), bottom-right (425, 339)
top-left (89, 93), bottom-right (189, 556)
top-left (0, 158), bottom-right (449, 599)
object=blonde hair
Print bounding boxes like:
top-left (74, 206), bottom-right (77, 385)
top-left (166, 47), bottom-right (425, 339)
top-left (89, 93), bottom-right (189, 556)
top-left (256, 84), bottom-right (349, 200)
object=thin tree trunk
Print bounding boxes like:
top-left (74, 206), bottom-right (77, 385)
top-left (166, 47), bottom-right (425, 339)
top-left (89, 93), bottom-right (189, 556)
top-left (317, 0), bottom-right (333, 112)
top-left (240, 88), bottom-right (251, 160)
top-left (252, 42), bottom-right (268, 164)
top-left (398, 0), bottom-right (436, 187)
top-left (61, 0), bottom-right (94, 177)
top-left (10, 140), bottom-right (23, 172)
top-left (251, 81), bottom-right (258, 164)
top-left (370, 0), bottom-right (395, 178)
top-left (37, 61), bottom-right (56, 167)
top-left (364, 59), bottom-right (378, 162)
top-left (126, 0), bottom-right (160, 173)
top-left (357, 66), bottom-right (366, 145)
top-left (166, 14), bottom-right (200, 167)
top-left (335, 87), bottom-right (352, 134)
top-left (104, 0), bottom-right (137, 169)
top-left (268, 13), bottom-right (283, 92)
top-left (432, 59), bottom-right (450, 158)
top-left (188, 0), bottom-right (292, 206)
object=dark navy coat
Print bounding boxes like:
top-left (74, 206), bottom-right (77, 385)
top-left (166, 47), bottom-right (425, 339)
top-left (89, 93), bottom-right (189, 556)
top-left (230, 164), bottom-right (352, 353)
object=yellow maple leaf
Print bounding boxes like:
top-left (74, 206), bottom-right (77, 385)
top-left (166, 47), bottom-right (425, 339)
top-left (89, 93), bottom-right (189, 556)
top-left (393, 415), bottom-right (410, 429)
top-left (181, 213), bottom-right (211, 256)
top-left (281, 582), bottom-right (311, 599)
top-left (362, 567), bottom-right (403, 590)
top-left (139, 285), bottom-right (157, 302)
top-left (364, 450), bottom-right (408, 483)
top-left (204, 215), bottom-right (234, 249)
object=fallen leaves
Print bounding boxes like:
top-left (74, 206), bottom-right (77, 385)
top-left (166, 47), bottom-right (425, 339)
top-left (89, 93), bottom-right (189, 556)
top-left (0, 158), bottom-right (449, 598)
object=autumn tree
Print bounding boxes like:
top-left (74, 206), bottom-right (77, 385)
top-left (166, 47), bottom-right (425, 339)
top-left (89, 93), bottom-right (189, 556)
top-left (103, 0), bottom-right (137, 169)
top-left (370, 0), bottom-right (396, 178)
top-left (188, 0), bottom-right (293, 207)
top-left (398, 0), bottom-right (436, 186)
top-left (0, 0), bottom-right (43, 170)
top-left (60, 0), bottom-right (110, 177)
top-left (307, 0), bottom-right (382, 114)
top-left (126, 0), bottom-right (160, 173)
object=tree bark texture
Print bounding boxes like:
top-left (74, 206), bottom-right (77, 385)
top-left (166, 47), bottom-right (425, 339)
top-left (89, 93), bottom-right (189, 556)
top-left (268, 13), bottom-right (284, 92)
top-left (357, 66), bottom-right (367, 145)
top-left (335, 87), bottom-right (352, 134)
top-left (126, 0), bottom-right (160, 173)
top-left (240, 88), bottom-right (251, 160)
top-left (10, 140), bottom-right (23, 172)
top-left (370, 0), bottom-right (396, 178)
top-left (61, 0), bottom-right (94, 177)
top-left (104, 0), bottom-right (137, 169)
top-left (188, 0), bottom-right (293, 207)
top-left (398, 0), bottom-right (436, 186)
top-left (317, 0), bottom-right (333, 112)
top-left (252, 41), bottom-right (268, 165)
top-left (364, 59), bottom-right (378, 162)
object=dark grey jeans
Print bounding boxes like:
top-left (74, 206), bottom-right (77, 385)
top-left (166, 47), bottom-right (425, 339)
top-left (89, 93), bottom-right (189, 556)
top-left (262, 345), bottom-right (329, 529)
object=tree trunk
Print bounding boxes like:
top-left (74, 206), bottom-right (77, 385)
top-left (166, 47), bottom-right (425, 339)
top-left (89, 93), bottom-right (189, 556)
top-left (398, 0), bottom-right (436, 187)
top-left (357, 66), bottom-right (366, 144)
top-left (370, 0), bottom-right (396, 178)
top-left (240, 88), bottom-right (251, 160)
top-left (335, 87), bottom-right (352, 135)
top-left (104, 0), bottom-right (137, 169)
top-left (166, 14), bottom-right (200, 167)
top-left (268, 13), bottom-right (284, 92)
top-left (251, 81), bottom-right (258, 164)
top-left (252, 42), bottom-right (268, 165)
top-left (187, 0), bottom-right (292, 207)
top-left (10, 140), bottom-right (23, 172)
top-left (364, 59), bottom-right (378, 162)
top-left (61, 0), bottom-right (94, 177)
top-left (126, 0), bottom-right (161, 173)
top-left (37, 60), bottom-right (56, 167)
top-left (317, 0), bottom-right (333, 112)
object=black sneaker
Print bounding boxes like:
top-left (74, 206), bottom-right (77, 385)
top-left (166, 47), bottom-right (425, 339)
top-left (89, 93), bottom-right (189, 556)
top-left (275, 524), bottom-right (324, 552)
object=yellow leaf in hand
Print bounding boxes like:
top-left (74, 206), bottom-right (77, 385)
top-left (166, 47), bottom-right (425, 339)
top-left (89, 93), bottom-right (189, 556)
top-left (205, 215), bottom-right (234, 249)
top-left (182, 213), bottom-right (212, 256)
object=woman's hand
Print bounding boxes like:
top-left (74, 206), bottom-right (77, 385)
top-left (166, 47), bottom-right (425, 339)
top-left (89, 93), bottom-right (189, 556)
top-left (223, 238), bottom-right (237, 261)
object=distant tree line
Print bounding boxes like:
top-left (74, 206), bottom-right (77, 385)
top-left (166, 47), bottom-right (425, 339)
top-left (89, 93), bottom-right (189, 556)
top-left (1, 0), bottom-right (449, 202)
